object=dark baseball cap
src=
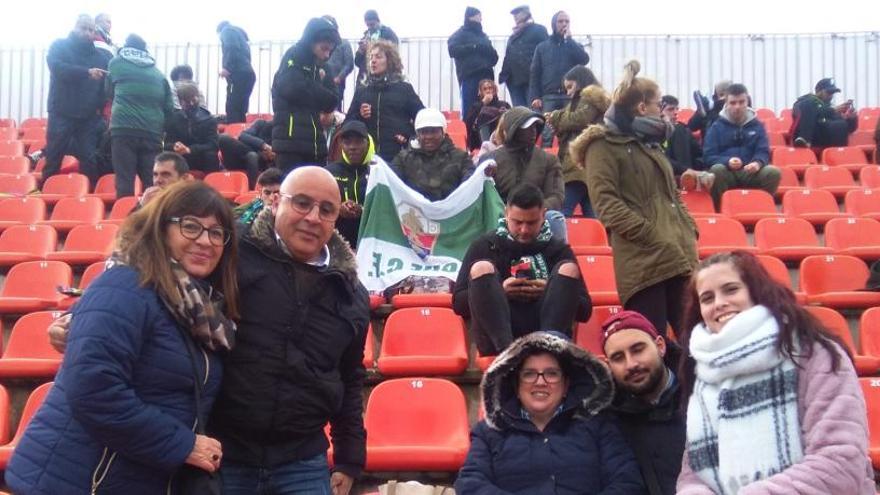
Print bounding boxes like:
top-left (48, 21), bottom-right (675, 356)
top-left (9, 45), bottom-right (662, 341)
top-left (510, 5), bottom-right (530, 15)
top-left (815, 78), bottom-right (841, 94)
top-left (339, 120), bottom-right (370, 139)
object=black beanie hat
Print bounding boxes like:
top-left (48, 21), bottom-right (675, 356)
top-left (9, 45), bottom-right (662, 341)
top-left (465, 7), bottom-right (481, 22)
top-left (124, 34), bottom-right (147, 51)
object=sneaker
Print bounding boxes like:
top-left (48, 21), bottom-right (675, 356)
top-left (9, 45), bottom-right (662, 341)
top-left (693, 91), bottom-right (708, 117)
top-left (680, 169), bottom-right (698, 191)
top-left (793, 137), bottom-right (810, 148)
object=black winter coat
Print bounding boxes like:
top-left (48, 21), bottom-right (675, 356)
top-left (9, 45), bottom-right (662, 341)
top-left (208, 209), bottom-right (369, 477)
top-left (219, 24), bottom-right (253, 74)
top-left (447, 21), bottom-right (498, 83)
top-left (46, 33), bottom-right (110, 119)
top-left (528, 34), bottom-right (589, 102)
top-left (239, 119), bottom-right (273, 151)
top-left (663, 122), bottom-right (705, 176)
top-left (346, 77), bottom-right (424, 162)
top-left (499, 23), bottom-right (549, 87)
top-left (271, 20), bottom-right (340, 160)
top-left (163, 106), bottom-right (219, 158)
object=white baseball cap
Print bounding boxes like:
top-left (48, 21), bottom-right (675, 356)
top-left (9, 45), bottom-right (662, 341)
top-left (414, 108), bottom-right (447, 131)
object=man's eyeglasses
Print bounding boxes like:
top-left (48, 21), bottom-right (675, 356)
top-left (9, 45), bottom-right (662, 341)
top-left (281, 193), bottom-right (339, 222)
top-left (169, 216), bottom-right (230, 246)
top-left (518, 368), bottom-right (564, 384)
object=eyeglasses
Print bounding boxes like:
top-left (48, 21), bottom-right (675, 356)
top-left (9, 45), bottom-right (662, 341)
top-left (281, 193), bottom-right (339, 222)
top-left (518, 368), bottom-right (564, 384)
top-left (169, 216), bottom-right (230, 246)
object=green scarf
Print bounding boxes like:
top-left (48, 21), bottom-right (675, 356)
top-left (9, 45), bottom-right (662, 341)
top-left (495, 216), bottom-right (552, 243)
top-left (495, 218), bottom-right (552, 280)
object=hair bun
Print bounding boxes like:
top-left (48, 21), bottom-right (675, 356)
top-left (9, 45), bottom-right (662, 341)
top-left (623, 60), bottom-right (641, 78)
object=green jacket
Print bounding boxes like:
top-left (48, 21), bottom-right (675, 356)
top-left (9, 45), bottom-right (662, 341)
top-left (571, 124), bottom-right (698, 305)
top-left (390, 136), bottom-right (475, 201)
top-left (547, 85), bottom-right (610, 185)
top-left (107, 47), bottom-right (173, 141)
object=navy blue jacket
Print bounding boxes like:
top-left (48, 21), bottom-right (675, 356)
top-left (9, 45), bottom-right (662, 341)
top-left (499, 23), bottom-right (549, 87)
top-left (528, 34), bottom-right (589, 103)
top-left (219, 24), bottom-right (253, 75)
top-left (5, 266), bottom-right (223, 495)
top-left (447, 21), bottom-right (498, 83)
top-left (703, 108), bottom-right (770, 167)
top-left (46, 33), bottom-right (110, 119)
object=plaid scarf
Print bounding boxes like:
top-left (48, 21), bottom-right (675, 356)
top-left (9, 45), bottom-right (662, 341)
top-left (686, 305), bottom-right (802, 494)
top-left (108, 252), bottom-right (236, 351)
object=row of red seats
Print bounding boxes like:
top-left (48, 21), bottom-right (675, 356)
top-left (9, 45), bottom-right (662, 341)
top-left (0, 197), bottom-right (130, 233)
top-left (0, 224), bottom-right (116, 267)
top-left (0, 260), bottom-right (105, 314)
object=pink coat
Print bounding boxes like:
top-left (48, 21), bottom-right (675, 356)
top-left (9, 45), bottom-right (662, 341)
top-left (677, 340), bottom-right (875, 494)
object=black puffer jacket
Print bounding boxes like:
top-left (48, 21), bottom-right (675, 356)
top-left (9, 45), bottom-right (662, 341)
top-left (46, 33), bottom-right (110, 118)
top-left (447, 21), bottom-right (498, 83)
top-left (528, 28), bottom-right (589, 102)
top-left (163, 106), bottom-right (219, 157)
top-left (499, 22), bottom-right (548, 87)
top-left (239, 119), bottom-right (273, 151)
top-left (219, 24), bottom-right (253, 74)
top-left (346, 76), bottom-right (424, 162)
top-left (271, 18), bottom-right (340, 160)
top-left (209, 208), bottom-right (369, 477)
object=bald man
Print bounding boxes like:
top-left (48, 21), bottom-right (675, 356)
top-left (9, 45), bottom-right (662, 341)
top-left (209, 167), bottom-right (369, 495)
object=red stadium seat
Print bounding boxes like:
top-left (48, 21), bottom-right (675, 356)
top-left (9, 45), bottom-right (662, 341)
top-left (0, 174), bottom-right (37, 195)
top-left (844, 189), bottom-right (880, 221)
top-left (106, 196), bottom-right (139, 225)
top-left (0, 118), bottom-right (14, 129)
top-left (365, 378), bottom-right (469, 471)
top-left (575, 305), bottom-right (623, 356)
top-left (0, 311), bottom-right (65, 378)
top-left (0, 197), bottom-right (46, 232)
top-left (19, 118), bottom-right (47, 129)
top-left (576, 255), bottom-right (620, 305)
top-left (33, 155), bottom-right (79, 178)
top-left (849, 130), bottom-right (877, 158)
top-left (0, 382), bottom-right (52, 469)
top-left (233, 191), bottom-right (259, 205)
top-left (679, 190), bottom-right (719, 218)
top-left (58, 261), bottom-right (106, 310)
top-left (448, 133), bottom-right (467, 149)
top-left (377, 307), bottom-right (468, 376)
top-left (782, 189), bottom-right (848, 226)
top-left (442, 111), bottom-right (461, 121)
top-left (720, 189), bottom-right (782, 226)
top-left (695, 217), bottom-right (757, 258)
top-left (446, 120), bottom-right (466, 134)
top-left (677, 108), bottom-right (694, 125)
top-left (0, 225), bottom-right (57, 267)
top-left (46, 223), bottom-right (118, 266)
top-left (800, 255), bottom-right (880, 309)
top-left (755, 108), bottom-right (776, 121)
top-left (475, 354), bottom-right (496, 372)
top-left (38, 197), bottom-right (104, 232)
top-left (89, 174), bottom-right (143, 204)
top-left (775, 166), bottom-right (803, 198)
top-left (861, 166), bottom-right (880, 189)
top-left (772, 147), bottom-right (818, 175)
top-left (391, 293), bottom-right (453, 309)
top-left (858, 378), bottom-right (880, 469)
top-left (753, 217), bottom-right (832, 261)
top-left (755, 254), bottom-right (805, 303)
top-left (363, 324), bottom-right (375, 369)
top-left (223, 123), bottom-right (248, 139)
top-left (859, 308), bottom-right (880, 358)
top-left (204, 171), bottom-right (249, 200)
top-left (0, 156), bottom-right (30, 175)
top-left (0, 261), bottom-right (72, 314)
top-left (37, 173), bottom-right (90, 205)
top-left (0, 385), bottom-right (9, 444)
top-left (369, 294), bottom-right (385, 310)
top-left (566, 218), bottom-right (611, 255)
top-left (803, 165), bottom-right (859, 198)
top-left (0, 141), bottom-right (24, 157)
top-left (822, 146), bottom-right (870, 174)
top-left (858, 114), bottom-right (879, 132)
top-left (804, 306), bottom-right (880, 376)
top-left (767, 132), bottom-right (787, 148)
top-left (824, 217), bottom-right (880, 260)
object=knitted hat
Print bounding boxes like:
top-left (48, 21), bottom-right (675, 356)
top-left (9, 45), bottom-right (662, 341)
top-left (600, 310), bottom-right (660, 350)
top-left (364, 10), bottom-right (380, 22)
top-left (465, 6), bottom-right (481, 22)
top-left (510, 5), bottom-right (530, 15)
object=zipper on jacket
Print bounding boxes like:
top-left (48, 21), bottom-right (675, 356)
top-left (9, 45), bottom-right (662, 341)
top-left (311, 116), bottom-right (318, 159)
top-left (90, 447), bottom-right (118, 494)
top-left (353, 170), bottom-right (361, 204)
top-left (376, 92), bottom-right (382, 153)
top-left (288, 114), bottom-right (294, 138)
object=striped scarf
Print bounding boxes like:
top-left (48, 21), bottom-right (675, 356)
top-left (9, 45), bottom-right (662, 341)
top-left (686, 305), bottom-right (802, 494)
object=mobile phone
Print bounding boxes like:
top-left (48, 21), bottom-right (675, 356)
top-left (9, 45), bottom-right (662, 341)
top-left (511, 260), bottom-right (535, 280)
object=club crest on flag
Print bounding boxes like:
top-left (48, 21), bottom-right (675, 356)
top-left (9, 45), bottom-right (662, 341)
top-left (400, 205), bottom-right (440, 258)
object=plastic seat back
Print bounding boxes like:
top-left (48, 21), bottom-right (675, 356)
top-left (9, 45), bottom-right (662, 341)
top-left (575, 305), bottom-right (623, 356)
top-left (1, 261), bottom-right (72, 299)
top-left (858, 378), bottom-right (880, 468)
top-left (720, 189), bottom-right (781, 224)
top-left (695, 217), bottom-right (753, 255)
top-left (0, 225), bottom-right (57, 257)
top-left (825, 217), bottom-right (880, 253)
top-left (0, 157), bottom-right (30, 175)
top-left (378, 307), bottom-right (468, 376)
top-left (803, 165), bottom-right (857, 193)
top-left (823, 146), bottom-right (869, 167)
top-left (0, 174), bottom-right (36, 195)
top-left (0, 197), bottom-right (46, 226)
top-left (800, 255), bottom-right (870, 295)
top-left (754, 217), bottom-right (826, 255)
top-left (58, 224), bottom-right (118, 255)
top-left (0, 141), bottom-right (24, 157)
top-left (576, 255), bottom-right (619, 304)
top-left (804, 306), bottom-right (856, 352)
top-left (755, 255), bottom-right (795, 291)
top-left (679, 190), bottom-right (718, 216)
top-left (860, 308), bottom-right (880, 357)
top-left (9, 383), bottom-right (52, 443)
top-left (782, 189), bottom-right (843, 219)
top-left (204, 171), bottom-right (249, 199)
top-left (45, 197), bottom-right (105, 224)
top-left (4, 311), bottom-right (66, 360)
top-left (566, 218), bottom-right (610, 255)
top-left (860, 167), bottom-right (880, 189)
top-left (845, 189), bottom-right (880, 218)
top-left (108, 196), bottom-right (139, 222)
top-left (772, 147), bottom-right (818, 167)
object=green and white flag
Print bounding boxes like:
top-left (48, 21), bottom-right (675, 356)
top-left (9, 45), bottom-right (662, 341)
top-left (356, 160), bottom-right (504, 292)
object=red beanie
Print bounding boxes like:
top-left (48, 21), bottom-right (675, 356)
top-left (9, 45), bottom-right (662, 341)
top-left (600, 310), bottom-right (660, 350)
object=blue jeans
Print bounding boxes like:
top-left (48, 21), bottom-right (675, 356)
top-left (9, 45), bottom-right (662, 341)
top-left (540, 94), bottom-right (570, 148)
top-left (545, 209), bottom-right (567, 243)
top-left (562, 182), bottom-right (594, 218)
top-left (220, 453), bottom-right (331, 495)
top-left (460, 78), bottom-right (481, 123)
top-left (507, 83), bottom-right (529, 108)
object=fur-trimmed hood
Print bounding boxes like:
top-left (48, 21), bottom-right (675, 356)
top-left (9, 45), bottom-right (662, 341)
top-left (244, 206), bottom-right (360, 284)
top-left (578, 85), bottom-right (611, 114)
top-left (568, 123), bottom-right (613, 169)
top-left (482, 332), bottom-right (615, 431)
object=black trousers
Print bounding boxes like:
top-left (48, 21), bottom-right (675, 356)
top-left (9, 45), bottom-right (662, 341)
top-left (624, 275), bottom-right (690, 337)
top-left (225, 70), bottom-right (256, 124)
top-left (468, 268), bottom-right (586, 356)
top-left (111, 135), bottom-right (160, 197)
top-left (218, 134), bottom-right (260, 188)
top-left (44, 113), bottom-right (104, 186)
top-left (794, 104), bottom-right (854, 147)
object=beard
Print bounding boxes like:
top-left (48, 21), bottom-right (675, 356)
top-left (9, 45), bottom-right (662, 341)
top-left (621, 364), bottom-right (666, 397)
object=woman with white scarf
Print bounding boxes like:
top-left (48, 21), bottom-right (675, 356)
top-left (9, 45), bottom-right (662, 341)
top-left (675, 250), bottom-right (874, 494)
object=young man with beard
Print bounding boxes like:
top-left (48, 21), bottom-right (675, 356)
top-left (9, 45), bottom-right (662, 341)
top-left (602, 310), bottom-right (685, 495)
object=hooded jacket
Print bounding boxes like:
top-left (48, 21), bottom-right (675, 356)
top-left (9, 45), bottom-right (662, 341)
top-left (219, 24), bottom-right (254, 75)
top-left (346, 75), bottom-right (425, 162)
top-left (390, 135), bottom-right (476, 201)
top-left (702, 107), bottom-right (770, 168)
top-left (271, 18), bottom-right (341, 160)
top-left (107, 47), bottom-right (174, 141)
top-left (663, 122), bottom-right (705, 176)
top-left (570, 122), bottom-right (698, 306)
top-left (499, 22), bottom-right (549, 87)
top-left (547, 85), bottom-right (611, 184)
top-left (486, 106), bottom-right (565, 210)
top-left (463, 96), bottom-right (511, 151)
top-left (454, 332), bottom-right (646, 495)
top-left (209, 208), bottom-right (369, 477)
top-left (163, 106), bottom-right (219, 160)
top-left (528, 16), bottom-right (589, 103)
top-left (326, 135), bottom-right (376, 247)
top-left (47, 32), bottom-right (111, 119)
top-left (447, 20), bottom-right (499, 83)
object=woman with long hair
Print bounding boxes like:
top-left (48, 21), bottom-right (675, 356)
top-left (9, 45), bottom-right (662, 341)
top-left (463, 78), bottom-right (511, 151)
top-left (676, 250), bottom-right (874, 494)
top-left (346, 39), bottom-right (424, 162)
top-left (7, 181), bottom-right (239, 494)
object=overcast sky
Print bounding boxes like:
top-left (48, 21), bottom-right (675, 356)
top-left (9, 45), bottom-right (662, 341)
top-left (2, 0), bottom-right (878, 46)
